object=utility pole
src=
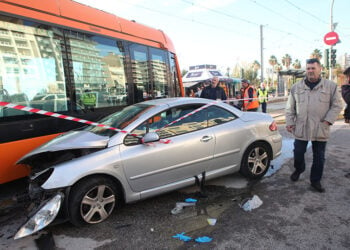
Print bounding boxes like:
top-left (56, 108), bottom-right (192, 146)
top-left (329, 0), bottom-right (335, 80)
top-left (260, 25), bottom-right (264, 83)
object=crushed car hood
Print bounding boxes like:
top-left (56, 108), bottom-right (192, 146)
top-left (17, 131), bottom-right (109, 164)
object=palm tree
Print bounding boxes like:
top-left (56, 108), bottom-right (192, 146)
top-left (269, 55), bottom-right (278, 88)
top-left (252, 60), bottom-right (261, 84)
top-left (282, 54), bottom-right (292, 69)
top-left (252, 60), bottom-right (261, 71)
top-left (293, 59), bottom-right (301, 69)
top-left (275, 63), bottom-right (283, 72)
top-left (310, 49), bottom-right (322, 60)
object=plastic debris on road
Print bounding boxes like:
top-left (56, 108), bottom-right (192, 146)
top-left (240, 195), bottom-right (263, 211)
top-left (172, 232), bottom-right (192, 242)
top-left (172, 233), bottom-right (212, 243)
top-left (171, 198), bottom-right (197, 214)
top-left (171, 202), bottom-right (196, 214)
top-left (207, 218), bottom-right (217, 226)
top-left (195, 236), bottom-right (213, 243)
top-left (185, 198), bottom-right (197, 203)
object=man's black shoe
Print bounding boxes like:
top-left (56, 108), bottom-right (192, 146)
top-left (311, 182), bottom-right (325, 193)
top-left (290, 171), bottom-right (301, 182)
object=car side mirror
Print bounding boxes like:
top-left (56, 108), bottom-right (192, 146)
top-left (142, 132), bottom-right (160, 143)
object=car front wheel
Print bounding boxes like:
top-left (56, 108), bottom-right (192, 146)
top-left (68, 176), bottom-right (121, 226)
top-left (240, 142), bottom-right (271, 179)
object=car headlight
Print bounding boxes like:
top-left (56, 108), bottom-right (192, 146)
top-left (14, 192), bottom-right (64, 240)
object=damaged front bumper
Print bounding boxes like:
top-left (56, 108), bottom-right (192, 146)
top-left (14, 192), bottom-right (64, 240)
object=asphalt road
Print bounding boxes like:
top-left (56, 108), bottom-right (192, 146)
top-left (0, 119), bottom-right (349, 249)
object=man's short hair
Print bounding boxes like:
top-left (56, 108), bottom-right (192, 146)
top-left (241, 79), bottom-right (249, 84)
top-left (306, 58), bottom-right (321, 65)
top-left (343, 67), bottom-right (350, 76)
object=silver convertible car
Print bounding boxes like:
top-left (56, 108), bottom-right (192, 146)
top-left (15, 97), bottom-right (282, 239)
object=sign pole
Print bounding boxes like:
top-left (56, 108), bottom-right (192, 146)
top-left (329, 0), bottom-right (335, 81)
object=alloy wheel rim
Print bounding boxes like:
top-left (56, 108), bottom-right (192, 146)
top-left (247, 147), bottom-right (268, 175)
top-left (80, 185), bottom-right (116, 224)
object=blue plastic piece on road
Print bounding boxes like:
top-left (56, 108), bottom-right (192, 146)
top-left (172, 232), bottom-right (192, 242)
top-left (195, 236), bottom-right (213, 243)
top-left (185, 198), bottom-right (197, 203)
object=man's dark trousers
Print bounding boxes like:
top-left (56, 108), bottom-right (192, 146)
top-left (293, 139), bottom-right (327, 183)
top-left (260, 102), bottom-right (267, 113)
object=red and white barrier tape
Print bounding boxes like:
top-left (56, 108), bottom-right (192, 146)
top-left (0, 101), bottom-right (219, 144)
top-left (0, 101), bottom-right (172, 144)
top-left (0, 96), bottom-right (285, 144)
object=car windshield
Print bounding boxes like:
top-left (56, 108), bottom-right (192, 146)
top-left (83, 104), bottom-right (154, 137)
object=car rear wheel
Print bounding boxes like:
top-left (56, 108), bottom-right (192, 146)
top-left (240, 142), bottom-right (271, 179)
top-left (68, 176), bottom-right (121, 226)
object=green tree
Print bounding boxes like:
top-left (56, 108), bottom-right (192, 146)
top-left (251, 60), bottom-right (261, 84)
top-left (269, 55), bottom-right (278, 88)
top-left (181, 69), bottom-right (188, 76)
top-left (282, 54), bottom-right (292, 69)
top-left (252, 60), bottom-right (261, 72)
top-left (310, 49), bottom-right (322, 60)
top-left (268, 55), bottom-right (278, 68)
top-left (293, 59), bottom-right (301, 69)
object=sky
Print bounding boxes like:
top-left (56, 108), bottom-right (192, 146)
top-left (75, 0), bottom-right (349, 75)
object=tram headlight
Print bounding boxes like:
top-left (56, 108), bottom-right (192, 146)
top-left (14, 192), bottom-right (64, 240)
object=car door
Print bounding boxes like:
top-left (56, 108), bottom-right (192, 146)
top-left (120, 104), bottom-right (215, 192)
top-left (205, 105), bottom-right (245, 173)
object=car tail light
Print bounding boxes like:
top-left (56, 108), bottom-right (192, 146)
top-left (269, 121), bottom-right (277, 131)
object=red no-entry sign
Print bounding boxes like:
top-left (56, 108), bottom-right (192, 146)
top-left (324, 31), bottom-right (339, 45)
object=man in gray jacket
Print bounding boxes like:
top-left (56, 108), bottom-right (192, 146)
top-left (285, 58), bottom-right (343, 192)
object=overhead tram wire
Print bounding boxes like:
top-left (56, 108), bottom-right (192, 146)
top-left (181, 0), bottom-right (259, 26)
top-left (117, 0), bottom-right (329, 53)
top-left (249, 0), bottom-right (320, 35)
top-left (118, 0), bottom-right (258, 39)
top-left (284, 0), bottom-right (350, 39)
top-left (180, 0), bottom-right (320, 45)
top-left (284, 0), bottom-right (328, 25)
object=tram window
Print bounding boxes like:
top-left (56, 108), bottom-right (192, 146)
top-left (129, 44), bottom-right (149, 102)
top-left (149, 48), bottom-right (169, 99)
top-left (66, 32), bottom-right (127, 109)
top-left (0, 17), bottom-right (67, 117)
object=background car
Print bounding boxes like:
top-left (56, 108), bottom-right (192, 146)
top-left (30, 93), bottom-right (68, 112)
top-left (15, 97), bottom-right (282, 239)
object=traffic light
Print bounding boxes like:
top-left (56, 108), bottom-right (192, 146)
top-left (331, 49), bottom-right (336, 67)
top-left (324, 49), bottom-right (329, 68)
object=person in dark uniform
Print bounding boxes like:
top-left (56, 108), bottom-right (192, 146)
top-left (199, 76), bottom-right (227, 100)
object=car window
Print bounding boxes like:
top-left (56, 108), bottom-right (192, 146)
top-left (83, 103), bottom-right (154, 137)
top-left (124, 104), bottom-right (236, 146)
top-left (207, 105), bottom-right (236, 127)
top-left (124, 104), bottom-right (203, 145)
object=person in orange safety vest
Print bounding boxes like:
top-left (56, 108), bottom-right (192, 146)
top-left (241, 79), bottom-right (259, 111)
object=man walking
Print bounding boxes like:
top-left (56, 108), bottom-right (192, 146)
top-left (200, 76), bottom-right (227, 100)
top-left (257, 82), bottom-right (268, 113)
top-left (285, 58), bottom-right (343, 192)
